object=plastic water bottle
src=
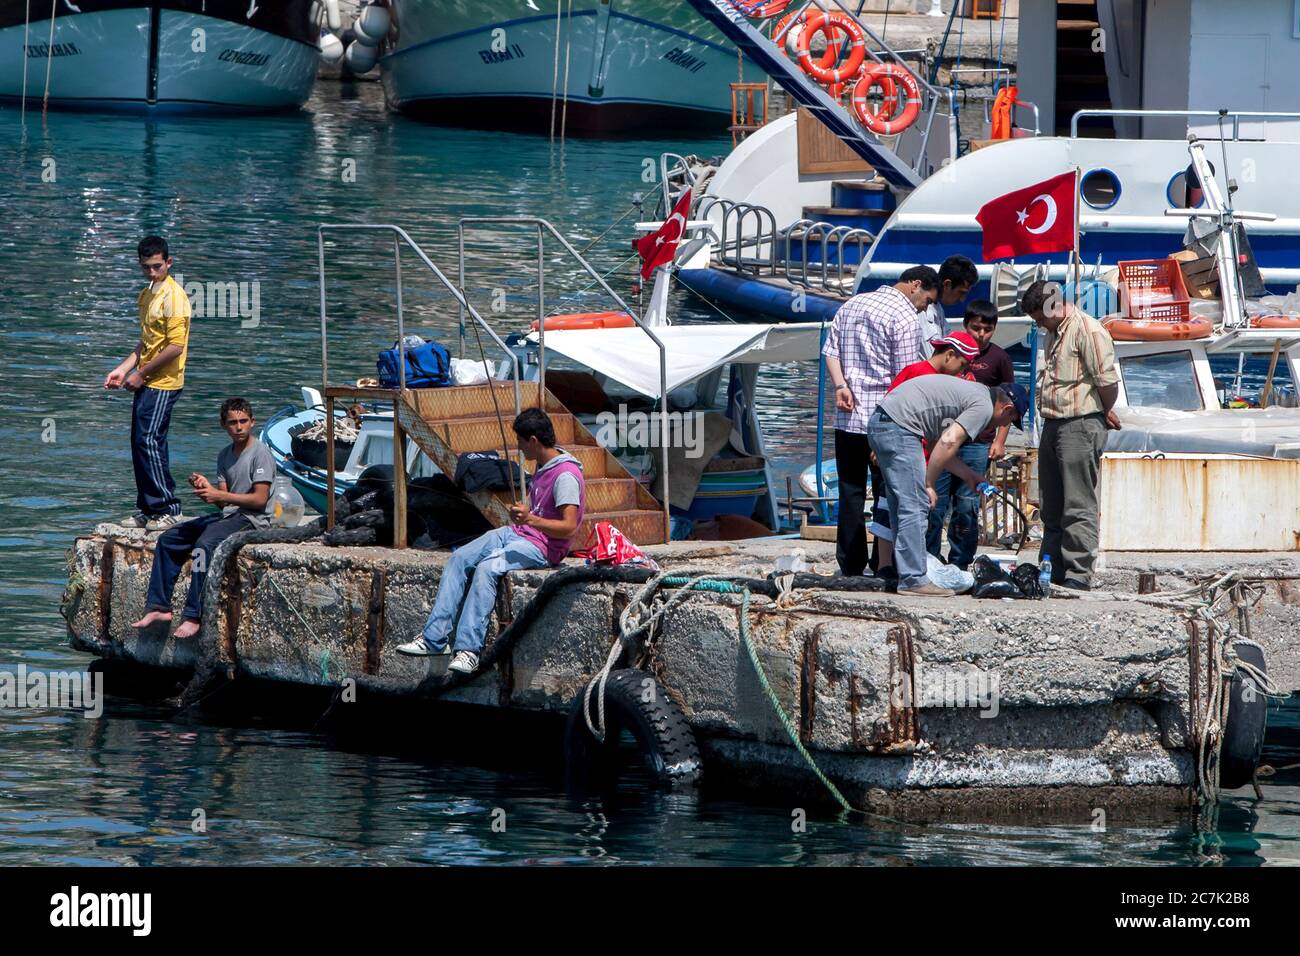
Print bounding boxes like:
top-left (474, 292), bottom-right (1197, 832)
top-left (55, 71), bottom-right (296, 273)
top-left (270, 476), bottom-right (306, 528)
top-left (1038, 555), bottom-right (1053, 600)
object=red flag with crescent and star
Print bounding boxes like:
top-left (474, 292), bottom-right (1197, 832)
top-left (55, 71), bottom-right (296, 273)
top-left (975, 171), bottom-right (1077, 262)
top-left (635, 188), bottom-right (692, 280)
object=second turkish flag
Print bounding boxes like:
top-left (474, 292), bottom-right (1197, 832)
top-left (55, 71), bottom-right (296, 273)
top-left (975, 171), bottom-right (1077, 262)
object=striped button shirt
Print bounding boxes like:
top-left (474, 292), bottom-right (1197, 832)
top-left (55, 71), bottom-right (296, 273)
top-left (822, 285), bottom-right (923, 434)
top-left (1038, 304), bottom-right (1120, 420)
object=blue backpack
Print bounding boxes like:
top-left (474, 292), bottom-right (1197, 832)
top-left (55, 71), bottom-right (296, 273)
top-left (377, 339), bottom-right (451, 389)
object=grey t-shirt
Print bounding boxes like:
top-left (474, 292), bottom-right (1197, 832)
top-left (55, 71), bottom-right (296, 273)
top-left (878, 376), bottom-right (993, 445)
top-left (918, 301), bottom-right (948, 359)
top-left (533, 451), bottom-right (583, 509)
top-left (216, 439), bottom-right (277, 528)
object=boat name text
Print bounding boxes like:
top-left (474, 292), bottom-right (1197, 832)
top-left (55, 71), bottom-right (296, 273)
top-left (478, 45), bottom-right (526, 65)
top-left (662, 48), bottom-right (706, 74)
top-left (219, 48), bottom-right (271, 66)
top-left (26, 43), bottom-right (81, 58)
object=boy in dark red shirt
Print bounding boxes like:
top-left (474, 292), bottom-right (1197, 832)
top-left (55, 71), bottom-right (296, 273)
top-left (927, 300), bottom-right (1016, 568)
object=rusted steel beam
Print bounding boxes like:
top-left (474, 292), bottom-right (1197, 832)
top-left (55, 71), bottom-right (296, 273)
top-left (98, 538), bottom-right (115, 644)
top-left (799, 628), bottom-right (819, 744)
top-left (222, 557), bottom-right (243, 665)
top-left (365, 569), bottom-right (386, 675)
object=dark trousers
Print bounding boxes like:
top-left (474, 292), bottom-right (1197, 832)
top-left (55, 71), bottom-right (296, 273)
top-left (145, 512), bottom-right (251, 621)
top-left (834, 428), bottom-right (880, 577)
top-left (927, 440), bottom-right (991, 570)
top-left (1038, 414), bottom-right (1107, 585)
top-left (131, 386), bottom-right (183, 516)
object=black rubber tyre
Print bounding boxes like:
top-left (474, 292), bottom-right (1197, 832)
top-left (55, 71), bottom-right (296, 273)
top-left (1221, 641), bottom-right (1269, 791)
top-left (565, 668), bottom-right (702, 792)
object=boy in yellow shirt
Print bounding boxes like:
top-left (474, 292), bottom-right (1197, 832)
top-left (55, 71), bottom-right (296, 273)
top-left (103, 236), bottom-right (192, 532)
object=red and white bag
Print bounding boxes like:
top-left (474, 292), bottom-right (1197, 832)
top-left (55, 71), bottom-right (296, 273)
top-left (574, 521), bottom-right (659, 570)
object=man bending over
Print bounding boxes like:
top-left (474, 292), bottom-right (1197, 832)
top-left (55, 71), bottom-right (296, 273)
top-left (397, 408), bottom-right (586, 675)
top-left (131, 398), bottom-right (275, 638)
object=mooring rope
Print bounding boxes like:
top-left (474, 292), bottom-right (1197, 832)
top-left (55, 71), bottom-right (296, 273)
top-left (41, 0), bottom-right (56, 114)
top-left (580, 571), bottom-right (860, 814)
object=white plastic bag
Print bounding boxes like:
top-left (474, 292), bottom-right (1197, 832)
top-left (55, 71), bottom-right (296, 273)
top-left (451, 358), bottom-right (490, 386)
top-left (774, 549), bottom-right (808, 574)
top-left (927, 554), bottom-right (974, 594)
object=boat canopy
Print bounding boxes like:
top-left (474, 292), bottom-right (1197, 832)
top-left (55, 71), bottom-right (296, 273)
top-left (526, 323), bottom-right (828, 399)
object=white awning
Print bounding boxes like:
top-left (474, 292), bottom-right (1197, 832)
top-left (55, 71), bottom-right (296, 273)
top-left (527, 323), bottom-right (827, 399)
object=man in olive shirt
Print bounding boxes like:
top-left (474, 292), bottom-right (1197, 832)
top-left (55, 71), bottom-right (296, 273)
top-left (869, 376), bottom-right (1027, 596)
top-left (1021, 281), bottom-right (1121, 590)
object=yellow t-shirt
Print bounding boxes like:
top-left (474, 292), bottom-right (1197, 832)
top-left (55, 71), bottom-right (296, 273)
top-left (137, 275), bottom-right (192, 390)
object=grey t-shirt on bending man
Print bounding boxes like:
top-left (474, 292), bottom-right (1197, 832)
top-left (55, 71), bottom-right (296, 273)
top-left (878, 376), bottom-right (994, 446)
top-left (216, 439), bottom-right (277, 529)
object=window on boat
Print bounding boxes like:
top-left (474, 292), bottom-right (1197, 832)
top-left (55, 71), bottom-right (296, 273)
top-left (1119, 350), bottom-right (1203, 411)
top-left (1166, 170), bottom-right (1206, 210)
top-left (1080, 168), bottom-right (1121, 210)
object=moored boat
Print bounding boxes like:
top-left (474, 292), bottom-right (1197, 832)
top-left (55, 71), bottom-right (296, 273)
top-left (0, 0), bottom-right (320, 112)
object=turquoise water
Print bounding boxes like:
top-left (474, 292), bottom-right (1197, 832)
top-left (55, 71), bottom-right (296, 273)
top-left (1, 82), bottom-right (1299, 866)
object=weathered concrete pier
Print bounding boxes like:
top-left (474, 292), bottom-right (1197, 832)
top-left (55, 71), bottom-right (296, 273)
top-left (63, 525), bottom-right (1295, 820)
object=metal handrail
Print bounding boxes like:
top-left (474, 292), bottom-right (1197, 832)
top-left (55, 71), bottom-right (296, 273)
top-left (456, 216), bottom-right (672, 541)
top-left (316, 223), bottom-right (521, 407)
top-left (834, 227), bottom-right (874, 293)
top-left (659, 152), bottom-right (697, 215)
top-left (779, 218), bottom-right (816, 287)
top-left (718, 202), bottom-right (777, 275)
top-left (1071, 109), bottom-right (1300, 139)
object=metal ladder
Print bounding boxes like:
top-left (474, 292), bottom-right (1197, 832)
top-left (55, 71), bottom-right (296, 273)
top-left (681, 0), bottom-right (943, 188)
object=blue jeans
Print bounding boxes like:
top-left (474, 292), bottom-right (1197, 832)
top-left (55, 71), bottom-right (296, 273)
top-left (927, 441), bottom-right (990, 570)
top-left (866, 410), bottom-right (930, 591)
top-left (421, 527), bottom-right (548, 656)
top-left (131, 386), bottom-right (183, 516)
top-left (146, 512), bottom-right (252, 621)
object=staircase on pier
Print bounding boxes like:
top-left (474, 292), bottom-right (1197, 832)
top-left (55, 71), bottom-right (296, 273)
top-left (394, 381), bottom-right (668, 547)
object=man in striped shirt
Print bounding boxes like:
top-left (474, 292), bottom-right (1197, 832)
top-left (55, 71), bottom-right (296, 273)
top-left (1022, 280), bottom-right (1121, 591)
top-left (822, 265), bottom-right (940, 576)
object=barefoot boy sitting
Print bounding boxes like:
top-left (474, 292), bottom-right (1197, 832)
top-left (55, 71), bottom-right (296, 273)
top-left (131, 398), bottom-right (276, 639)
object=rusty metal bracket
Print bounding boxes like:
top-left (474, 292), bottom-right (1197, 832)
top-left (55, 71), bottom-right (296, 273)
top-left (97, 538), bottom-right (115, 644)
top-left (879, 624), bottom-right (919, 753)
top-left (799, 626), bottom-right (819, 744)
top-left (365, 569), bottom-right (386, 675)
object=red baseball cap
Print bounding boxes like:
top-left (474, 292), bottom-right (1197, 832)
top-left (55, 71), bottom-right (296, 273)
top-left (930, 330), bottom-right (981, 359)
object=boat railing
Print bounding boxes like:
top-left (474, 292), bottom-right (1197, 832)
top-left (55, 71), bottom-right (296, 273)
top-left (457, 216), bottom-right (672, 540)
top-left (659, 152), bottom-right (698, 216)
top-left (714, 201), bottom-right (778, 276)
top-left (1070, 109), bottom-right (1300, 140)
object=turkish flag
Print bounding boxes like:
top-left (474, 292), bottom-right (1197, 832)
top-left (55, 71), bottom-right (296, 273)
top-left (635, 188), bottom-right (692, 280)
top-left (975, 171), bottom-right (1077, 262)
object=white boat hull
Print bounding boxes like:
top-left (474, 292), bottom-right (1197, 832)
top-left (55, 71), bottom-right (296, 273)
top-left (0, 5), bottom-right (318, 111)
top-left (380, 0), bottom-right (740, 133)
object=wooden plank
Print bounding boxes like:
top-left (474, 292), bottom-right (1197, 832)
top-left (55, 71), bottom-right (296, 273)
top-left (797, 108), bottom-right (874, 176)
top-left (392, 407), bottom-right (408, 549)
top-left (325, 395), bottom-right (336, 531)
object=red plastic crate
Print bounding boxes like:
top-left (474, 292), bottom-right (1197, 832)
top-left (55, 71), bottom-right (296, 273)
top-left (1117, 257), bottom-right (1191, 322)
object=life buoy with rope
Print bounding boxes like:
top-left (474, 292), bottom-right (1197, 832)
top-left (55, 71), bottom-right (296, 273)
top-left (852, 64), bottom-right (921, 135)
top-left (565, 668), bottom-right (702, 792)
top-left (773, 10), bottom-right (838, 73)
top-left (794, 11), bottom-right (867, 85)
top-left (530, 311), bottom-right (636, 332)
top-left (1101, 314), bottom-right (1214, 342)
top-left (1249, 314), bottom-right (1300, 329)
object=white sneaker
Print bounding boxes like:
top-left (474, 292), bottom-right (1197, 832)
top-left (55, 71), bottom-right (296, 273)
top-left (120, 512), bottom-right (148, 528)
top-left (448, 651), bottom-right (480, 675)
top-left (395, 638), bottom-right (450, 657)
top-left (145, 513), bottom-right (186, 532)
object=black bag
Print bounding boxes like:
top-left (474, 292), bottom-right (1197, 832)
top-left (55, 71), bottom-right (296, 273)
top-left (970, 555), bottom-right (1043, 600)
top-left (454, 452), bottom-right (526, 494)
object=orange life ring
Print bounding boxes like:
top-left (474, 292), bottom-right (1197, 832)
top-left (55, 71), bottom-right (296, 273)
top-left (849, 71), bottom-right (899, 124)
top-left (1102, 314), bottom-right (1214, 342)
top-left (852, 64), bottom-right (922, 135)
top-left (530, 312), bottom-right (635, 332)
top-left (774, 10), bottom-right (838, 72)
top-left (794, 11), bottom-right (867, 85)
top-left (1249, 314), bottom-right (1300, 329)
top-left (746, 0), bottom-right (792, 17)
